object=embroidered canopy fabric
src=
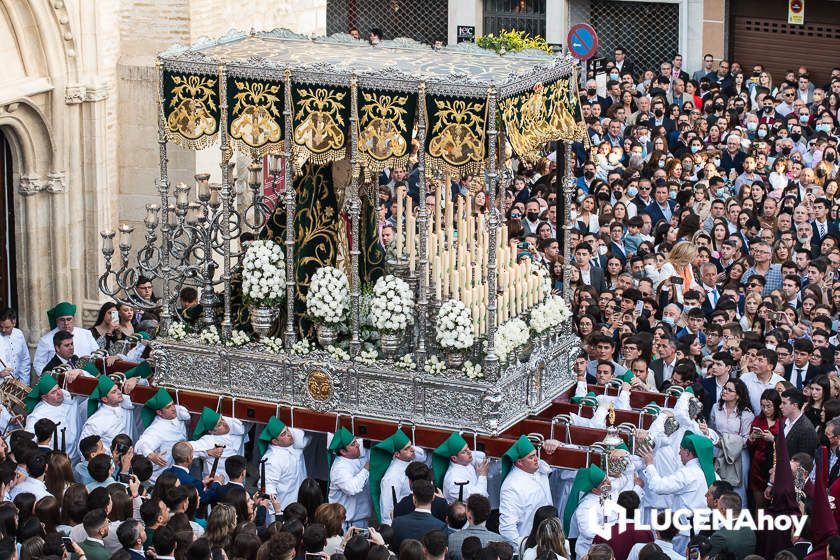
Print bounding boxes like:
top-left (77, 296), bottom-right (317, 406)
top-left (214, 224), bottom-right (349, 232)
top-left (159, 28), bottom-right (584, 172)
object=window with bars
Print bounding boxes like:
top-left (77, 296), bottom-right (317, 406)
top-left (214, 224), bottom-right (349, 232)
top-left (483, 0), bottom-right (547, 38)
top-left (326, 0), bottom-right (448, 45)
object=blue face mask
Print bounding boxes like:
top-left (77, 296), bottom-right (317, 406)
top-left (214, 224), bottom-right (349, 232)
top-left (658, 159), bottom-right (666, 168)
top-left (757, 129), bottom-right (768, 138)
top-left (669, 191), bottom-right (677, 200)
top-left (716, 188), bottom-right (727, 198)
top-left (816, 123), bottom-right (832, 134)
top-left (746, 122), bottom-right (758, 132)
top-left (691, 146), bottom-right (701, 154)
top-left (610, 73), bottom-right (620, 81)
top-left (799, 115), bottom-right (810, 124)
top-left (627, 186), bottom-right (639, 197)
top-left (662, 316), bottom-right (675, 326)
top-left (713, 158), bottom-right (721, 167)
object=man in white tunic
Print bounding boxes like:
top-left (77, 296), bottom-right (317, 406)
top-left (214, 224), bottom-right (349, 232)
top-left (431, 431), bottom-right (489, 503)
top-left (79, 375), bottom-right (139, 449)
top-left (641, 431), bottom-right (716, 555)
top-left (327, 427), bottom-right (370, 530)
top-left (563, 465), bottom-right (616, 559)
top-left (24, 372), bottom-right (81, 460)
top-left (257, 415), bottom-right (311, 509)
top-left (33, 302), bottom-right (100, 375)
top-left (190, 406), bottom-right (247, 483)
top-left (369, 428), bottom-right (427, 525)
top-left (0, 308), bottom-right (31, 384)
top-left (134, 387), bottom-right (190, 482)
top-left (498, 435), bottom-right (560, 545)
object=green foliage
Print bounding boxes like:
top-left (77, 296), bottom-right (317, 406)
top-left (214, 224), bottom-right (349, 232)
top-left (475, 29), bottom-right (553, 55)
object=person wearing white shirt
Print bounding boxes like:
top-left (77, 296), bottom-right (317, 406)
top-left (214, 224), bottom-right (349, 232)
top-left (9, 452), bottom-right (53, 501)
top-left (134, 388), bottom-right (190, 482)
top-left (258, 416), bottom-right (311, 510)
top-left (0, 309), bottom-right (30, 385)
top-left (498, 435), bottom-right (560, 545)
top-left (25, 372), bottom-right (82, 461)
top-left (431, 432), bottom-right (489, 504)
top-left (190, 407), bottom-right (248, 483)
top-left (740, 350), bottom-right (785, 413)
top-left (79, 375), bottom-right (139, 450)
top-left (33, 301), bottom-right (100, 375)
top-left (377, 440), bottom-right (426, 526)
top-left (328, 428), bottom-right (371, 530)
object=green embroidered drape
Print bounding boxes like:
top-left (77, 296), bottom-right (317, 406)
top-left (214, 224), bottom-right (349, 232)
top-left (162, 71), bottom-right (221, 150)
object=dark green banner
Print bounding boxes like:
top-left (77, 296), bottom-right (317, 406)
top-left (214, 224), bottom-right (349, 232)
top-left (162, 70), bottom-right (220, 150)
top-left (357, 89), bottom-right (417, 175)
top-left (291, 84), bottom-right (352, 171)
top-left (424, 93), bottom-right (487, 177)
top-left (226, 76), bottom-right (284, 155)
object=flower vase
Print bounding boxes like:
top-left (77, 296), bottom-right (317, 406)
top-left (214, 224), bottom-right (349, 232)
top-left (379, 331), bottom-right (402, 357)
top-left (517, 341), bottom-right (534, 363)
top-left (316, 323), bottom-right (339, 348)
top-left (249, 305), bottom-right (277, 338)
top-left (445, 349), bottom-right (465, 369)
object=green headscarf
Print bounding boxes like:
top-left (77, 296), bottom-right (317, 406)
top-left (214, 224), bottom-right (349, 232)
top-left (431, 432), bottom-right (467, 490)
top-left (141, 387), bottom-right (173, 428)
top-left (258, 416), bottom-right (287, 456)
top-left (327, 427), bottom-right (356, 471)
top-left (87, 375), bottom-right (115, 417)
top-left (124, 361), bottom-right (152, 379)
top-left (192, 407), bottom-right (221, 440)
top-left (501, 435), bottom-right (536, 481)
top-left (369, 429), bottom-right (411, 523)
top-left (562, 464), bottom-right (606, 533)
top-left (570, 392), bottom-right (598, 405)
top-left (680, 431), bottom-right (715, 486)
top-left (25, 374), bottom-right (58, 414)
top-left (47, 302), bottom-right (76, 330)
top-left (641, 402), bottom-right (661, 415)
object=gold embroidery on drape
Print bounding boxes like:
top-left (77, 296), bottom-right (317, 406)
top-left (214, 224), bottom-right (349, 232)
top-left (165, 74), bottom-right (220, 150)
top-left (228, 78), bottom-right (284, 155)
top-left (426, 97), bottom-right (487, 177)
top-left (292, 87), bottom-right (348, 172)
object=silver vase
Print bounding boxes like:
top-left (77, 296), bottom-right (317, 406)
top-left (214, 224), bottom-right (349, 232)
top-left (249, 305), bottom-right (277, 338)
top-left (316, 323), bottom-right (339, 348)
top-left (445, 349), bottom-right (465, 369)
top-left (379, 331), bottom-right (402, 357)
top-left (517, 342), bottom-right (534, 363)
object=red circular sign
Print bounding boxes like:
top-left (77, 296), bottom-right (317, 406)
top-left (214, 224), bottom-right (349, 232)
top-left (567, 23), bottom-right (599, 61)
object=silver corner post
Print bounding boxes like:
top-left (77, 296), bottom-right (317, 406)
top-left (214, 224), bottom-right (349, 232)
top-left (562, 65), bottom-right (579, 310)
top-left (157, 60), bottom-right (172, 335)
top-left (415, 81), bottom-right (429, 368)
top-left (483, 85), bottom-right (500, 381)
top-left (349, 76), bottom-right (362, 357)
top-left (283, 68), bottom-right (297, 348)
top-left (218, 64), bottom-right (233, 338)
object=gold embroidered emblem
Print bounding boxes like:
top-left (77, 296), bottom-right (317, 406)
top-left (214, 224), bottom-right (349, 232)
top-left (359, 92), bottom-right (409, 162)
top-left (293, 87), bottom-right (347, 160)
top-left (166, 75), bottom-right (218, 145)
top-left (306, 370), bottom-right (332, 401)
top-left (230, 80), bottom-right (283, 153)
top-left (427, 99), bottom-right (486, 175)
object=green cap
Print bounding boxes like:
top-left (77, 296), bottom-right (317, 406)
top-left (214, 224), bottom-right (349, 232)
top-left (124, 361), bottom-right (152, 379)
top-left (47, 302), bottom-right (76, 330)
top-left (25, 374), bottom-right (58, 414)
top-left (141, 387), bottom-right (173, 428)
top-left (562, 464), bottom-right (606, 533)
top-left (680, 431), bottom-right (715, 486)
top-left (327, 427), bottom-right (356, 473)
top-left (192, 407), bottom-right (221, 440)
top-left (137, 331), bottom-right (152, 340)
top-left (641, 401), bottom-right (661, 415)
top-left (570, 392), bottom-right (598, 405)
top-left (87, 375), bottom-right (115, 417)
top-left (684, 385), bottom-right (695, 395)
top-left (258, 416), bottom-right (287, 456)
top-left (618, 371), bottom-right (634, 383)
top-left (501, 435), bottom-right (536, 481)
top-left (369, 429), bottom-right (411, 523)
top-left (81, 360), bottom-right (100, 377)
top-left (431, 432), bottom-right (468, 489)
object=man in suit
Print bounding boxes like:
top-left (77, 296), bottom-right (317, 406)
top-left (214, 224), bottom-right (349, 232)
top-left (650, 334), bottom-right (679, 390)
top-left (782, 389), bottom-right (820, 458)
top-left (448, 495), bottom-right (503, 560)
top-left (701, 352), bottom-right (734, 421)
top-left (811, 198), bottom-right (840, 254)
top-left (116, 519), bottom-right (147, 560)
top-left (613, 46), bottom-right (635, 78)
top-left (785, 338), bottom-right (821, 390)
top-left (79, 509), bottom-right (112, 560)
top-left (42, 330), bottom-right (79, 373)
top-left (607, 223), bottom-right (628, 266)
top-left (164, 441), bottom-right (224, 504)
top-left (649, 97), bottom-right (675, 135)
top-left (644, 182), bottom-right (675, 228)
top-left (708, 493), bottom-right (756, 559)
top-left (574, 242), bottom-right (606, 293)
top-left (393, 462), bottom-right (448, 522)
top-left (390, 479), bottom-right (447, 553)
top-left (209, 454), bottom-right (247, 505)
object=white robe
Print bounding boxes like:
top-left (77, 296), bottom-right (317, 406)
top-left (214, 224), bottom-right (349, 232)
top-left (442, 451), bottom-right (488, 503)
top-left (328, 442), bottom-right (370, 525)
top-left (0, 328), bottom-right (31, 384)
top-left (25, 390), bottom-right (79, 460)
top-left (572, 493), bottom-right (618, 558)
top-left (379, 446), bottom-right (426, 525)
top-left (134, 405), bottom-right (190, 481)
top-left (643, 458), bottom-right (709, 537)
top-left (79, 396), bottom-right (136, 449)
top-left (263, 427), bottom-right (311, 509)
top-left (191, 416), bottom-right (247, 482)
top-left (498, 461), bottom-right (553, 544)
top-left (33, 327), bottom-right (99, 375)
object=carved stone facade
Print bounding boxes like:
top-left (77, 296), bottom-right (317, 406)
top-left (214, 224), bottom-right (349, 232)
top-left (0, 0), bottom-right (325, 345)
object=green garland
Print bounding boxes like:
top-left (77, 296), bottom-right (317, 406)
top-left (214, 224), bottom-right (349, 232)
top-left (475, 29), bottom-right (553, 55)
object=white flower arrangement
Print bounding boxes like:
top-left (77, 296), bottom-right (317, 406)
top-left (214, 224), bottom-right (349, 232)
top-left (370, 275), bottom-right (414, 333)
top-left (242, 240), bottom-right (286, 307)
top-left (326, 345), bottom-right (351, 362)
top-left (494, 318), bottom-right (529, 360)
top-left (544, 294), bottom-right (571, 323)
top-left (530, 261), bottom-right (552, 301)
top-left (435, 300), bottom-right (475, 350)
top-left (199, 326), bottom-right (221, 346)
top-left (396, 354), bottom-right (416, 371)
top-left (292, 338), bottom-right (312, 356)
top-left (354, 349), bottom-right (378, 365)
top-left (464, 361), bottom-right (484, 380)
top-left (169, 322), bottom-right (188, 341)
top-left (423, 355), bottom-right (446, 374)
top-left (226, 329), bottom-right (251, 347)
top-left (307, 266), bottom-right (349, 324)
top-left (262, 337), bottom-right (283, 354)
top-left (529, 294), bottom-right (572, 334)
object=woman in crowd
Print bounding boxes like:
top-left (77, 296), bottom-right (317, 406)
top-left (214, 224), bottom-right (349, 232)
top-left (747, 389), bottom-right (782, 510)
top-left (711, 377), bottom-right (754, 502)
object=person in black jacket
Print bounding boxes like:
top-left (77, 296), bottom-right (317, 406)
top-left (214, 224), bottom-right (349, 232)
top-left (390, 479), bottom-right (446, 553)
top-left (392, 462), bottom-right (447, 522)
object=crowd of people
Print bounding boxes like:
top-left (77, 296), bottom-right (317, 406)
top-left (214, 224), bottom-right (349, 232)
top-left (0, 44), bottom-right (838, 560)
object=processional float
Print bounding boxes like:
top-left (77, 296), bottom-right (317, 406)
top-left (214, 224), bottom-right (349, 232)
top-left (92, 28), bottom-right (603, 464)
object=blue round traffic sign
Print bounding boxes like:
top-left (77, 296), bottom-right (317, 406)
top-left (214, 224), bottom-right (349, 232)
top-left (567, 23), bottom-right (599, 61)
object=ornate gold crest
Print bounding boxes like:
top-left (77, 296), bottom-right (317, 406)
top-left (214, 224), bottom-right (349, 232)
top-left (427, 98), bottom-right (486, 175)
top-left (359, 92), bottom-right (410, 162)
top-left (229, 80), bottom-right (283, 153)
top-left (293, 87), bottom-right (347, 166)
top-left (166, 74), bottom-right (219, 147)
top-left (306, 370), bottom-right (333, 401)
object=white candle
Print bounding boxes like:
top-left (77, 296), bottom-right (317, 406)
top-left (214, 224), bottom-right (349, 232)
top-left (396, 190), bottom-right (404, 258)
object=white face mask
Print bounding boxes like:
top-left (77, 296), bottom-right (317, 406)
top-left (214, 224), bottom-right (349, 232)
top-left (109, 310), bottom-right (119, 323)
top-left (598, 245), bottom-right (608, 255)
